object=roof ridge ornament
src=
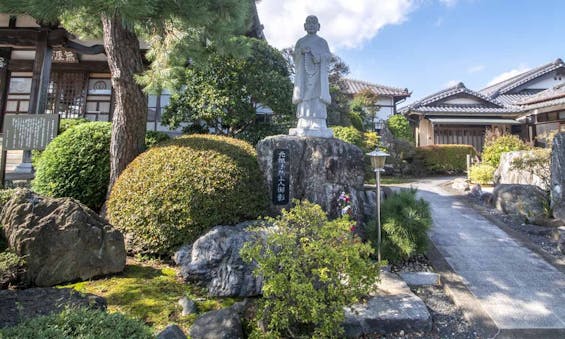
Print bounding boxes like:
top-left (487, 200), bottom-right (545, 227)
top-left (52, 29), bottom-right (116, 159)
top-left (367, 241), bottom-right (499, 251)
top-left (456, 82), bottom-right (465, 89)
top-left (555, 58), bottom-right (563, 66)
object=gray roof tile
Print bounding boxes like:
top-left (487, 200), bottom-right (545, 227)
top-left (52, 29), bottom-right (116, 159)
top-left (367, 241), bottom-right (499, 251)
top-left (342, 78), bottom-right (411, 98)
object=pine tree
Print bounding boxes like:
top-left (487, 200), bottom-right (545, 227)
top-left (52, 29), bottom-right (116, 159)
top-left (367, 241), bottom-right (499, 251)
top-left (0, 0), bottom-right (251, 192)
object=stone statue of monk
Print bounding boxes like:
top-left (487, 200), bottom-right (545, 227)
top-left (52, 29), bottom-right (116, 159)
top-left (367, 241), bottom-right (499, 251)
top-left (289, 15), bottom-right (333, 138)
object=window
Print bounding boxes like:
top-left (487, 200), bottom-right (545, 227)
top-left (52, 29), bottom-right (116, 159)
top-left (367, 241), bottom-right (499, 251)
top-left (146, 91), bottom-right (171, 123)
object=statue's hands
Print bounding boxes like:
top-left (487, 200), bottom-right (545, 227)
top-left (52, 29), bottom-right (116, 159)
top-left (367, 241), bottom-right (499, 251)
top-left (302, 47), bottom-right (311, 54)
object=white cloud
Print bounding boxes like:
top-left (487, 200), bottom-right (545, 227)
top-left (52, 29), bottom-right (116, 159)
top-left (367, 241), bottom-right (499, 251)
top-left (445, 80), bottom-right (460, 87)
top-left (486, 65), bottom-right (530, 87)
top-left (256, 0), bottom-right (416, 50)
top-left (467, 65), bottom-right (485, 73)
top-left (439, 0), bottom-right (458, 7)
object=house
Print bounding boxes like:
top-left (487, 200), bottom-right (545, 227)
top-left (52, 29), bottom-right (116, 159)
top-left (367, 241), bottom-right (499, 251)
top-left (341, 78), bottom-right (411, 129)
top-left (402, 58), bottom-right (565, 151)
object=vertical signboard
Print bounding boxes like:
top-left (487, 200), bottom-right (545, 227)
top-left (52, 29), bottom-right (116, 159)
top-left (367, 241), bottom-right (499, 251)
top-left (272, 149), bottom-right (290, 205)
top-left (0, 114), bottom-right (60, 187)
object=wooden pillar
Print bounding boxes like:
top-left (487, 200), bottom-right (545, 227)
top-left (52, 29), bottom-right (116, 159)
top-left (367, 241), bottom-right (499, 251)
top-left (28, 28), bottom-right (52, 115)
top-left (0, 47), bottom-right (11, 130)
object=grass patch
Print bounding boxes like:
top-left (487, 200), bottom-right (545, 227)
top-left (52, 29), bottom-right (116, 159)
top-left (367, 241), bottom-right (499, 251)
top-left (59, 258), bottom-right (238, 333)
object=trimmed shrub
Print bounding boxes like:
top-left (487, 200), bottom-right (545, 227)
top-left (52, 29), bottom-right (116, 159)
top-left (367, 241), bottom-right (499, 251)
top-left (469, 163), bottom-right (496, 185)
top-left (364, 189), bottom-right (431, 263)
top-left (32, 122), bottom-right (111, 211)
top-left (241, 200), bottom-right (379, 338)
top-left (144, 130), bottom-right (171, 148)
top-left (59, 117), bottom-right (90, 134)
top-left (331, 125), bottom-right (364, 149)
top-left (348, 111), bottom-right (364, 131)
top-left (107, 134), bottom-right (268, 255)
top-left (387, 114), bottom-right (413, 141)
top-left (482, 134), bottom-right (529, 167)
top-left (415, 144), bottom-right (478, 174)
top-left (0, 308), bottom-right (152, 338)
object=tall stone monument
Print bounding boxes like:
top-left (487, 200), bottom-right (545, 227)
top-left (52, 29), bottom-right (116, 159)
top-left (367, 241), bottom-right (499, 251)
top-left (257, 16), bottom-right (371, 221)
top-left (289, 16), bottom-right (333, 138)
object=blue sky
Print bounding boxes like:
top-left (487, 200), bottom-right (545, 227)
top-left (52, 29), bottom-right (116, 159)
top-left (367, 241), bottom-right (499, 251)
top-left (257, 0), bottom-right (565, 105)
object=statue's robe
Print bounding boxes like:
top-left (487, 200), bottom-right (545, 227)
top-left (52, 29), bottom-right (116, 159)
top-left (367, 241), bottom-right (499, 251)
top-left (292, 34), bottom-right (331, 122)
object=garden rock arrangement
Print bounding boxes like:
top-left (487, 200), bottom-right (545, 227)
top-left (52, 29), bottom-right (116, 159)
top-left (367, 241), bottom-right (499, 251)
top-left (494, 150), bottom-right (547, 189)
top-left (343, 271), bottom-right (432, 337)
top-left (492, 184), bottom-right (548, 222)
top-left (0, 287), bottom-right (106, 328)
top-left (257, 135), bottom-right (366, 220)
top-left (174, 222), bottom-right (267, 297)
top-left (1, 189), bottom-right (126, 286)
top-left (551, 133), bottom-right (565, 223)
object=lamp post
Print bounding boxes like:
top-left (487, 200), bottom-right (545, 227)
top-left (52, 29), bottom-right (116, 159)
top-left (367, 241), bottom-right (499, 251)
top-left (374, 119), bottom-right (385, 133)
top-left (366, 148), bottom-right (389, 262)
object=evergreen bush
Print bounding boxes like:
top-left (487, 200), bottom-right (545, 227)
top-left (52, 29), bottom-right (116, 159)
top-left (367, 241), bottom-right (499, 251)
top-left (468, 163), bottom-right (496, 185)
top-left (415, 144), bottom-right (477, 174)
top-left (144, 130), bottom-right (171, 148)
top-left (32, 122), bottom-right (112, 211)
top-left (0, 308), bottom-right (152, 338)
top-left (331, 125), bottom-right (364, 149)
top-left (0, 250), bottom-right (25, 289)
top-left (365, 189), bottom-right (431, 263)
top-left (107, 134), bottom-right (268, 255)
top-left (387, 114), bottom-right (413, 141)
top-left (241, 200), bottom-right (379, 338)
top-left (482, 134), bottom-right (530, 167)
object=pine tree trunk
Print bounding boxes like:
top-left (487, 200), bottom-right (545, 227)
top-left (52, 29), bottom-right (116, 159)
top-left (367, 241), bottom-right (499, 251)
top-left (102, 14), bottom-right (147, 194)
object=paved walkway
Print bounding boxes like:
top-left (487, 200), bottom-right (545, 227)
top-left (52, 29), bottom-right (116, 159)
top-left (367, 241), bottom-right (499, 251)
top-left (399, 178), bottom-right (565, 335)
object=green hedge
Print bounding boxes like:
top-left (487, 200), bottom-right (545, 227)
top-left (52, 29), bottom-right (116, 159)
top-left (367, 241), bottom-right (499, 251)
top-left (144, 130), bottom-right (171, 148)
top-left (107, 134), bottom-right (268, 255)
top-left (32, 122), bottom-right (112, 211)
top-left (331, 126), bottom-right (364, 149)
top-left (0, 308), bottom-right (152, 338)
top-left (415, 144), bottom-right (478, 174)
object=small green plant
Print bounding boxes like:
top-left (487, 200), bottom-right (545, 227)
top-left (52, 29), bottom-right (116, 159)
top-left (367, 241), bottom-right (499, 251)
top-left (415, 144), bottom-right (478, 174)
top-left (482, 134), bottom-right (529, 167)
top-left (387, 114), bottom-right (413, 141)
top-left (468, 163), bottom-right (496, 185)
top-left (32, 122), bottom-right (112, 211)
top-left (0, 250), bottom-right (25, 288)
top-left (365, 189), bottom-right (431, 263)
top-left (107, 134), bottom-right (268, 255)
top-left (241, 200), bottom-right (380, 338)
top-left (0, 307), bottom-right (152, 338)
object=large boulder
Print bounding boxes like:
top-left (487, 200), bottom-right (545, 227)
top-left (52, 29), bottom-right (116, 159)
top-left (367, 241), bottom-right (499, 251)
top-left (256, 135), bottom-right (365, 220)
top-left (494, 151), bottom-right (548, 189)
top-left (493, 184), bottom-right (548, 221)
top-left (173, 222), bottom-right (266, 297)
top-left (0, 287), bottom-right (106, 328)
top-left (1, 189), bottom-right (126, 286)
top-left (189, 304), bottom-right (244, 339)
top-left (551, 133), bottom-right (565, 222)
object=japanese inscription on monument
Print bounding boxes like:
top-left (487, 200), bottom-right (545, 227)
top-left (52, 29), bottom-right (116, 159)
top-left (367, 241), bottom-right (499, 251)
top-left (2, 114), bottom-right (59, 151)
top-left (272, 149), bottom-right (290, 205)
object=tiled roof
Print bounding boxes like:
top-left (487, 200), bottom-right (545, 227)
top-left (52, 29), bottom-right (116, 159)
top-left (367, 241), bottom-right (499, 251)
top-left (342, 78), bottom-right (411, 98)
top-left (519, 82), bottom-right (565, 105)
top-left (480, 58), bottom-right (565, 97)
top-left (400, 82), bottom-right (510, 115)
top-left (494, 93), bottom-right (533, 106)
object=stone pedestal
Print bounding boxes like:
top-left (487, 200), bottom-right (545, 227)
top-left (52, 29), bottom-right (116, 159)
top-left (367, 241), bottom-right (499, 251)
top-left (256, 135), bottom-right (366, 220)
top-left (551, 133), bottom-right (565, 222)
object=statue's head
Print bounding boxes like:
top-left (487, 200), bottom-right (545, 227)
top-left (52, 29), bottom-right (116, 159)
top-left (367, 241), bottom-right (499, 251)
top-left (304, 15), bottom-right (320, 34)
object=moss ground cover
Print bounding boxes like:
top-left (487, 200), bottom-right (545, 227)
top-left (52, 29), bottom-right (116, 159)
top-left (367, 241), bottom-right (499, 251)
top-left (60, 258), bottom-right (237, 333)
